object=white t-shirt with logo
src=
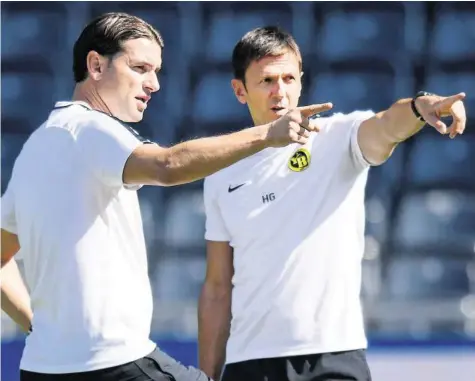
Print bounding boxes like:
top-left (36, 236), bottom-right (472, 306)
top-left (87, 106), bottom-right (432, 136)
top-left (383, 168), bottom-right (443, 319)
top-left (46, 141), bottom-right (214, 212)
top-left (204, 110), bottom-right (375, 364)
top-left (1, 101), bottom-right (156, 373)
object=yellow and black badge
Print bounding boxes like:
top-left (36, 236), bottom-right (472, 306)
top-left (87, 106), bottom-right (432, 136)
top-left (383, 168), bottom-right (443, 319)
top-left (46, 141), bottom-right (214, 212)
top-left (288, 148), bottom-right (311, 172)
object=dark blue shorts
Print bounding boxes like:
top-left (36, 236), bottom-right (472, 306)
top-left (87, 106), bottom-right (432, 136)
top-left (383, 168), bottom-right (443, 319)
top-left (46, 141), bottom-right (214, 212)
top-left (222, 349), bottom-right (372, 381)
top-left (20, 347), bottom-right (212, 381)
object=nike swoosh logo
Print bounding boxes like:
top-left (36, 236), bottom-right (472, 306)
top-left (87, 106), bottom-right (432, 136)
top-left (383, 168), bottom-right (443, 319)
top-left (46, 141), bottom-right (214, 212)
top-left (228, 183), bottom-right (247, 193)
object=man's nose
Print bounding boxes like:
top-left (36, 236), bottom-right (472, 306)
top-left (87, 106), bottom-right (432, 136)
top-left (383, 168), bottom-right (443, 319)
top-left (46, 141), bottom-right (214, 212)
top-left (271, 79), bottom-right (285, 97)
top-left (145, 72), bottom-right (160, 93)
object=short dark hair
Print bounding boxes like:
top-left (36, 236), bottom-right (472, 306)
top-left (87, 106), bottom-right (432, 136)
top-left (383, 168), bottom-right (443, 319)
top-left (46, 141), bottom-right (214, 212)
top-left (232, 26), bottom-right (302, 84)
top-left (73, 12), bottom-right (164, 83)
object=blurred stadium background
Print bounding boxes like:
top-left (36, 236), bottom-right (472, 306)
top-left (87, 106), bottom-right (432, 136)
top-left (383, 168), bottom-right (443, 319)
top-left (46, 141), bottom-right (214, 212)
top-left (1, 1), bottom-right (475, 380)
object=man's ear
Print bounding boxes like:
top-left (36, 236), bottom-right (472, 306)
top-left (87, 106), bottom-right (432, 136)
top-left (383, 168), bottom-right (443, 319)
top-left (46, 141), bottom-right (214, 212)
top-left (231, 79), bottom-right (247, 105)
top-left (86, 51), bottom-right (107, 81)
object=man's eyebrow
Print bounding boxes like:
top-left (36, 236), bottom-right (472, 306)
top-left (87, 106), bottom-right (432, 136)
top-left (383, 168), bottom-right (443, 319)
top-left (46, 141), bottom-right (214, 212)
top-left (260, 71), bottom-right (297, 77)
top-left (131, 60), bottom-right (162, 73)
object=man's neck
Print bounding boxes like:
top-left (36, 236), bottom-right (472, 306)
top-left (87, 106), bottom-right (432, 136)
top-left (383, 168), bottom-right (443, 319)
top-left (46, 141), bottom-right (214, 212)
top-left (72, 83), bottom-right (113, 116)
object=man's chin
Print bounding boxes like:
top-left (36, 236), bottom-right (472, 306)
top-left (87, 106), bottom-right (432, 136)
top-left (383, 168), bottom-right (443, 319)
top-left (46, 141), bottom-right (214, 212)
top-left (123, 111), bottom-right (144, 123)
top-left (132, 114), bottom-right (144, 123)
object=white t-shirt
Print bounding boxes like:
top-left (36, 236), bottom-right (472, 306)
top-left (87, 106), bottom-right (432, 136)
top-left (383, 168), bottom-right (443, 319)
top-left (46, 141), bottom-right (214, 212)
top-left (1, 101), bottom-right (156, 373)
top-left (204, 110), bottom-right (375, 364)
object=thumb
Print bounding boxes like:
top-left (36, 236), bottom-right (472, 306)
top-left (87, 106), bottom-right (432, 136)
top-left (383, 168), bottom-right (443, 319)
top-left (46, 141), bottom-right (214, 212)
top-left (298, 102), bottom-right (333, 118)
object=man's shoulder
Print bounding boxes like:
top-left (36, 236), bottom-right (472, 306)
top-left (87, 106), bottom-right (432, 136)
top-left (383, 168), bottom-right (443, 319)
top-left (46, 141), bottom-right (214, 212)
top-left (50, 101), bottom-right (121, 132)
top-left (319, 110), bottom-right (375, 129)
top-left (319, 110), bottom-right (375, 132)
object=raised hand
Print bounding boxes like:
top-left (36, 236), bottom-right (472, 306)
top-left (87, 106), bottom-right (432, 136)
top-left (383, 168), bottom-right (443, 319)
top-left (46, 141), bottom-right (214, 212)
top-left (265, 103), bottom-right (333, 147)
top-left (414, 92), bottom-right (467, 139)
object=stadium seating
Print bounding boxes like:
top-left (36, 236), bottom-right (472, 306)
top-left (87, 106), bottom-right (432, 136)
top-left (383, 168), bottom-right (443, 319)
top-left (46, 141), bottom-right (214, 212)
top-left (306, 59), bottom-right (413, 115)
top-left (199, 2), bottom-right (295, 64)
top-left (392, 189), bottom-right (475, 252)
top-left (1, 2), bottom-right (68, 60)
top-left (429, 2), bottom-right (475, 63)
top-left (2, 59), bottom-right (56, 132)
top-left (317, 2), bottom-right (409, 62)
top-left (152, 256), bottom-right (207, 302)
top-left (162, 189), bottom-right (207, 251)
top-left (407, 135), bottom-right (475, 188)
top-left (384, 255), bottom-right (472, 301)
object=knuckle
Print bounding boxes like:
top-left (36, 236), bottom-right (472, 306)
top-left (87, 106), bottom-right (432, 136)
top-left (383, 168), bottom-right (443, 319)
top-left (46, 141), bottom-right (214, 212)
top-left (293, 116), bottom-right (302, 124)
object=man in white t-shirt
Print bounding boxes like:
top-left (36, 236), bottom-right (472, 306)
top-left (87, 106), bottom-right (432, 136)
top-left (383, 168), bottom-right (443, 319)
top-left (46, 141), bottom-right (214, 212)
top-left (198, 26), bottom-right (467, 381)
top-left (0, 14), bottom-right (332, 381)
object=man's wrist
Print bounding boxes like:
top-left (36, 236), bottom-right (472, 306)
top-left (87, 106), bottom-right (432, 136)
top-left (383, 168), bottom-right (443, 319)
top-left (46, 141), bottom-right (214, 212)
top-left (411, 91), bottom-right (435, 123)
top-left (252, 123), bottom-right (272, 148)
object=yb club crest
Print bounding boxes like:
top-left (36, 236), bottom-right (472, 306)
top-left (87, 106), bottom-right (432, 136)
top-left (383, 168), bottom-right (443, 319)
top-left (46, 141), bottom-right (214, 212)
top-left (288, 148), bottom-right (311, 172)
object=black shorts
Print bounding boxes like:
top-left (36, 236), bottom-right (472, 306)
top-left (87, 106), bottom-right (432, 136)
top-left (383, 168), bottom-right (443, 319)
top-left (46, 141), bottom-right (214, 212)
top-left (20, 347), bottom-right (212, 381)
top-left (221, 349), bottom-right (372, 381)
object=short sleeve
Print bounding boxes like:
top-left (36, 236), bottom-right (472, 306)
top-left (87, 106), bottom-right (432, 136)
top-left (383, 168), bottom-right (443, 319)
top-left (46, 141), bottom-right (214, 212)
top-left (75, 114), bottom-right (144, 188)
top-left (1, 184), bottom-right (17, 234)
top-left (320, 110), bottom-right (375, 172)
top-left (348, 110), bottom-right (376, 169)
top-left (203, 177), bottom-right (231, 242)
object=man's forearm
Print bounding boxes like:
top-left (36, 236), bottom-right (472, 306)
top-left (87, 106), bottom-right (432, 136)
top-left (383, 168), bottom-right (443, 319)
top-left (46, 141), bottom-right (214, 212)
top-left (198, 286), bottom-right (232, 380)
top-left (359, 98), bottom-right (425, 165)
top-left (1, 259), bottom-right (32, 333)
top-left (381, 98), bottom-right (426, 143)
top-left (163, 125), bottom-right (269, 185)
